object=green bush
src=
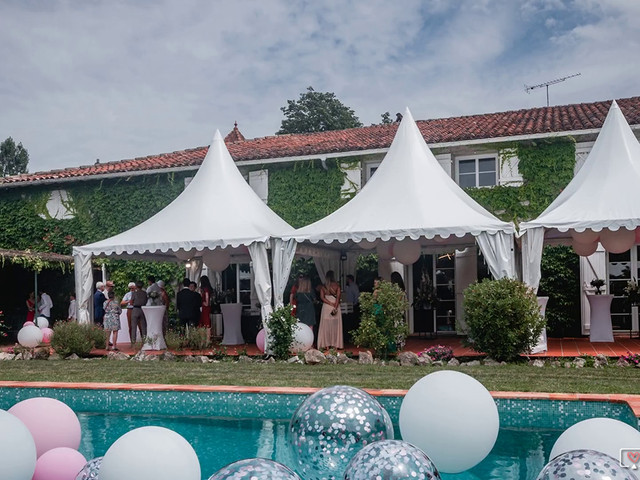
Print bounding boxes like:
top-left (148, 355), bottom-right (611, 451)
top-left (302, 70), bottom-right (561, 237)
top-left (164, 329), bottom-right (184, 351)
top-left (266, 305), bottom-right (297, 360)
top-left (183, 326), bottom-right (210, 351)
top-left (51, 321), bottom-right (107, 358)
top-left (352, 280), bottom-right (409, 358)
top-left (463, 278), bottom-right (544, 362)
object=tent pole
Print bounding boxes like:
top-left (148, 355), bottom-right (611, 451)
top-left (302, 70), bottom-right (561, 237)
top-left (34, 271), bottom-right (38, 318)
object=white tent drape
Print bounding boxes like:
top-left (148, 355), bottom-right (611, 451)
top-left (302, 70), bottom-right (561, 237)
top-left (520, 227), bottom-right (545, 292)
top-left (187, 257), bottom-right (203, 283)
top-left (73, 251), bottom-right (93, 324)
top-left (248, 241), bottom-right (273, 322)
top-left (313, 254), bottom-right (340, 284)
top-left (476, 231), bottom-right (517, 279)
top-left (271, 238), bottom-right (297, 309)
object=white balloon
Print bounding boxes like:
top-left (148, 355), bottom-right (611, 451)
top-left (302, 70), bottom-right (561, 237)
top-left (174, 248), bottom-right (196, 261)
top-left (393, 239), bottom-right (421, 265)
top-left (572, 240), bottom-right (598, 257)
top-left (600, 228), bottom-right (635, 254)
top-left (36, 317), bottom-right (49, 329)
top-left (291, 323), bottom-right (314, 353)
top-left (203, 249), bottom-right (231, 272)
top-left (550, 418), bottom-right (640, 461)
top-left (376, 242), bottom-right (393, 260)
top-left (357, 239), bottom-right (378, 250)
top-left (570, 229), bottom-right (600, 244)
top-left (399, 371), bottom-right (499, 473)
top-left (17, 325), bottom-right (44, 348)
top-left (100, 426), bottom-right (200, 480)
top-left (0, 409), bottom-right (37, 480)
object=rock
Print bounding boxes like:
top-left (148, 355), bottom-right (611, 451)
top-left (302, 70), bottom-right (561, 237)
top-left (304, 349), bottom-right (327, 365)
top-left (448, 358), bottom-right (461, 366)
top-left (431, 360), bottom-right (444, 367)
top-left (265, 356), bottom-right (276, 363)
top-left (107, 351), bottom-right (130, 360)
top-left (358, 351), bottom-right (374, 365)
top-left (617, 358), bottom-right (630, 367)
top-left (417, 355), bottom-right (432, 366)
top-left (147, 355), bottom-right (160, 361)
top-left (388, 360), bottom-right (400, 367)
top-left (287, 356), bottom-right (302, 364)
top-left (550, 360), bottom-right (561, 368)
top-left (532, 359), bottom-right (545, 368)
top-left (66, 353), bottom-right (80, 360)
top-left (483, 358), bottom-right (501, 366)
top-left (563, 361), bottom-right (572, 368)
top-left (160, 351), bottom-right (176, 361)
top-left (197, 355), bottom-right (210, 364)
top-left (16, 351), bottom-right (33, 360)
top-left (572, 357), bottom-right (586, 368)
top-left (345, 357), bottom-right (357, 364)
top-left (594, 354), bottom-right (608, 368)
top-left (0, 352), bottom-right (15, 361)
top-left (325, 354), bottom-right (337, 364)
top-left (336, 353), bottom-right (350, 364)
top-left (183, 355), bottom-right (196, 363)
top-left (461, 360), bottom-right (480, 367)
top-left (397, 351), bottom-right (420, 366)
top-left (238, 355), bottom-right (254, 363)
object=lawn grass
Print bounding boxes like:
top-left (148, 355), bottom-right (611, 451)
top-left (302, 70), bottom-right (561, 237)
top-left (1, 360), bottom-right (639, 394)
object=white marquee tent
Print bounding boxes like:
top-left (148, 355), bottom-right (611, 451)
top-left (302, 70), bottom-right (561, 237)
top-left (275, 108), bottom-right (516, 306)
top-left (520, 101), bottom-right (640, 291)
top-left (73, 130), bottom-right (295, 324)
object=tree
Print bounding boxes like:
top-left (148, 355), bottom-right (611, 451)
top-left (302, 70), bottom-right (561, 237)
top-left (277, 86), bottom-right (363, 134)
top-left (380, 112), bottom-right (393, 124)
top-left (0, 137), bottom-right (29, 176)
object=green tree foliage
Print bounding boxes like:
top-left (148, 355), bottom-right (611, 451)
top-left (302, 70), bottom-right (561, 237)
top-left (379, 112), bottom-right (393, 125)
top-left (0, 137), bottom-right (29, 176)
top-left (277, 87), bottom-right (363, 134)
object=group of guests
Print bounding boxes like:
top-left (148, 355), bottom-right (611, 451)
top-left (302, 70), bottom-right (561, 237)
top-left (175, 275), bottom-right (214, 328)
top-left (289, 271), bottom-right (361, 351)
top-left (25, 290), bottom-right (54, 322)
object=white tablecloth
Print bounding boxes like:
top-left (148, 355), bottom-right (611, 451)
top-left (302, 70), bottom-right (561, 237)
top-left (117, 310), bottom-right (131, 344)
top-left (141, 306), bottom-right (167, 350)
top-left (531, 296), bottom-right (549, 354)
top-left (588, 294), bottom-right (614, 342)
top-left (221, 303), bottom-right (244, 345)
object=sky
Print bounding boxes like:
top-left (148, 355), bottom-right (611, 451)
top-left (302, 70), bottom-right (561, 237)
top-left (0, 0), bottom-right (639, 173)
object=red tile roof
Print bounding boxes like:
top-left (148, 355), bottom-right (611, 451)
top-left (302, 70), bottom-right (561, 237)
top-left (2, 96), bottom-right (639, 186)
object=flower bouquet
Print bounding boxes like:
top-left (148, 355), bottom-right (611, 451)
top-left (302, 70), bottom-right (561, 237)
top-left (624, 278), bottom-right (640, 305)
top-left (590, 278), bottom-right (605, 295)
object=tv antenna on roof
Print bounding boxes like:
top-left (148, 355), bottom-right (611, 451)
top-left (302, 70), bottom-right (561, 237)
top-left (525, 73), bottom-right (581, 107)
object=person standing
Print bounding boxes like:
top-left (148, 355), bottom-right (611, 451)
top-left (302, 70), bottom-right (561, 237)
top-left (130, 281), bottom-right (148, 343)
top-left (177, 278), bottom-right (201, 327)
top-left (157, 280), bottom-right (170, 335)
top-left (344, 274), bottom-right (360, 343)
top-left (317, 270), bottom-right (343, 350)
top-left (146, 275), bottom-right (162, 306)
top-left (121, 282), bottom-right (136, 341)
top-left (93, 281), bottom-right (106, 326)
top-left (104, 280), bottom-right (115, 300)
top-left (26, 292), bottom-right (36, 323)
top-left (344, 275), bottom-right (360, 306)
top-left (67, 292), bottom-right (77, 322)
top-left (296, 275), bottom-right (316, 328)
top-left (103, 290), bottom-right (122, 350)
top-left (38, 289), bottom-right (54, 320)
top-left (199, 275), bottom-right (213, 328)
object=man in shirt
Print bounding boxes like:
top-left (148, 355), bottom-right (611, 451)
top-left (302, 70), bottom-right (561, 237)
top-left (177, 278), bottom-right (201, 327)
top-left (67, 292), bottom-right (77, 322)
top-left (38, 289), bottom-right (54, 319)
top-left (344, 275), bottom-right (360, 306)
top-left (93, 282), bottom-right (105, 326)
top-left (131, 281), bottom-right (148, 343)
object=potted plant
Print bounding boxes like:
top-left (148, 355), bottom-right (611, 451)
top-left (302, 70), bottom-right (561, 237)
top-left (590, 278), bottom-right (605, 295)
top-left (624, 278), bottom-right (640, 305)
top-left (412, 269), bottom-right (438, 335)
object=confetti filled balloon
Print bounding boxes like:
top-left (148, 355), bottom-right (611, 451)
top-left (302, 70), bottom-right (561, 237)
top-left (288, 385), bottom-right (394, 480)
top-left (344, 440), bottom-right (442, 480)
top-left (75, 457), bottom-right (102, 480)
top-left (208, 458), bottom-right (301, 480)
top-left (536, 449), bottom-right (639, 480)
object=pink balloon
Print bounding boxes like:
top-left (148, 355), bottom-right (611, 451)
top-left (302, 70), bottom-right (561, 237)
top-left (8, 398), bottom-right (81, 458)
top-left (23, 321), bottom-right (35, 327)
top-left (41, 328), bottom-right (54, 344)
top-left (256, 328), bottom-right (265, 353)
top-left (32, 447), bottom-right (86, 480)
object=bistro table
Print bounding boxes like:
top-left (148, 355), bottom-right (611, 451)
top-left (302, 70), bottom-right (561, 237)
top-left (587, 294), bottom-right (614, 342)
top-left (531, 296), bottom-right (549, 354)
top-left (141, 305), bottom-right (167, 350)
top-left (221, 303), bottom-right (244, 345)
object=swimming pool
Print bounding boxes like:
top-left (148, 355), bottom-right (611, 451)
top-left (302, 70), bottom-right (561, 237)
top-left (1, 386), bottom-right (637, 480)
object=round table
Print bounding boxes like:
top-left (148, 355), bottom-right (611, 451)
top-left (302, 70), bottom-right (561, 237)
top-left (141, 306), bottom-right (167, 350)
top-left (221, 303), bottom-right (244, 345)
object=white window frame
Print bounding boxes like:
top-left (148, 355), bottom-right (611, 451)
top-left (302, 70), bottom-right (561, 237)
top-left (455, 154), bottom-right (498, 188)
top-left (364, 161), bottom-right (382, 184)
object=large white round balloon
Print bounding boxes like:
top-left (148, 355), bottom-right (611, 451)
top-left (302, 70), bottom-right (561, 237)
top-left (290, 323), bottom-right (314, 353)
top-left (17, 325), bottom-right (44, 348)
top-left (100, 426), bottom-right (200, 480)
top-left (572, 240), bottom-right (598, 257)
top-left (203, 249), bottom-right (231, 272)
top-left (399, 371), bottom-right (499, 473)
top-left (376, 242), bottom-right (393, 260)
top-left (36, 317), bottom-right (49, 329)
top-left (357, 239), bottom-right (378, 250)
top-left (549, 418), bottom-right (640, 461)
top-left (600, 228), bottom-right (635, 254)
top-left (570, 229), bottom-right (600, 244)
top-left (0, 409), bottom-right (37, 480)
top-left (174, 248), bottom-right (196, 261)
top-left (393, 239), bottom-right (421, 265)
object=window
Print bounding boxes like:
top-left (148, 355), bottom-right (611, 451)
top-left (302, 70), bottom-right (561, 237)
top-left (365, 161), bottom-right (381, 183)
top-left (456, 155), bottom-right (497, 188)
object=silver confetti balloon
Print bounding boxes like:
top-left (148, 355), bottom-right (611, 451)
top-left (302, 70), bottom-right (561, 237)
top-left (207, 458), bottom-right (301, 480)
top-left (344, 440), bottom-right (441, 480)
top-left (536, 449), bottom-right (639, 480)
top-left (75, 456), bottom-right (103, 480)
top-left (288, 385), bottom-right (394, 480)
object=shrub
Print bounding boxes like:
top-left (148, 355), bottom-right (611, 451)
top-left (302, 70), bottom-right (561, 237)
top-left (183, 326), bottom-right (210, 351)
top-left (620, 352), bottom-right (640, 366)
top-left (51, 321), bottom-right (107, 358)
top-left (463, 277), bottom-right (543, 362)
top-left (163, 329), bottom-right (184, 351)
top-left (352, 280), bottom-right (409, 358)
top-left (420, 345), bottom-right (453, 362)
top-left (266, 305), bottom-right (297, 360)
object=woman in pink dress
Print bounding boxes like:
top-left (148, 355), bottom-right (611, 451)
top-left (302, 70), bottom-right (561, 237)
top-left (26, 292), bottom-right (35, 323)
top-left (317, 270), bottom-right (343, 350)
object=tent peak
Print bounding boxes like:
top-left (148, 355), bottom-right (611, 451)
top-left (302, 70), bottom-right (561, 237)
top-left (212, 129), bottom-right (223, 142)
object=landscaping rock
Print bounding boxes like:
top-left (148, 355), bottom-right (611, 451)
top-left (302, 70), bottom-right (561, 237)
top-left (483, 358), bottom-right (501, 366)
top-left (388, 360), bottom-right (400, 367)
top-left (550, 360), bottom-right (561, 368)
top-left (448, 358), bottom-right (461, 367)
top-left (397, 351), bottom-right (419, 366)
top-left (160, 351), bottom-right (176, 361)
top-left (594, 354), bottom-right (608, 368)
top-left (265, 356), bottom-right (276, 363)
top-left (572, 357), bottom-right (586, 368)
top-left (417, 355), bottom-right (432, 366)
top-left (461, 360), bottom-right (480, 367)
top-left (617, 358), bottom-right (630, 367)
top-left (287, 356), bottom-right (302, 364)
top-left (197, 355), bottom-right (210, 363)
top-left (0, 352), bottom-right (15, 361)
top-left (532, 359), bottom-right (545, 368)
top-left (147, 354), bottom-right (160, 361)
top-left (66, 353), bottom-right (80, 360)
top-left (431, 360), bottom-right (444, 367)
top-left (325, 354), bottom-right (337, 364)
top-left (238, 355), bottom-right (254, 363)
top-left (304, 349), bottom-right (326, 365)
top-left (563, 361), bottom-right (572, 368)
top-left (107, 351), bottom-right (130, 361)
top-left (33, 349), bottom-right (49, 360)
top-left (183, 355), bottom-right (196, 363)
top-left (358, 351), bottom-right (374, 365)
top-left (336, 353), bottom-right (350, 364)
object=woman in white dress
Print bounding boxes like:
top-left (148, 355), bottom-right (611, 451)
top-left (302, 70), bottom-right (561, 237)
top-left (317, 270), bottom-right (343, 350)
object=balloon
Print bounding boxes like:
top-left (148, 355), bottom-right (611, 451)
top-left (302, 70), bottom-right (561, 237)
top-left (256, 329), bottom-right (265, 353)
top-left (8, 397), bottom-right (81, 458)
top-left (23, 321), bottom-right (35, 327)
top-left (100, 426), bottom-right (200, 480)
top-left (75, 457), bottom-right (102, 480)
top-left (291, 323), bottom-right (314, 353)
top-left (32, 447), bottom-right (86, 480)
top-left (357, 239), bottom-right (378, 250)
top-left (203, 249), bottom-right (231, 272)
top-left (549, 418), bottom-right (640, 461)
top-left (570, 229), bottom-right (600, 244)
top-left (393, 239), bottom-right (421, 265)
top-left (600, 228), bottom-right (635, 254)
top-left (36, 316), bottom-right (49, 329)
top-left (572, 240), bottom-right (598, 257)
top-left (0, 409), bottom-right (37, 480)
top-left (288, 385), bottom-right (394, 480)
top-left (17, 325), bottom-right (44, 348)
top-left (41, 328), bottom-right (54, 344)
top-left (399, 371), bottom-right (499, 473)
top-left (174, 248), bottom-right (196, 261)
top-left (536, 449), bottom-right (638, 480)
top-left (208, 458), bottom-right (301, 480)
top-left (344, 440), bottom-right (442, 480)
top-left (376, 242), bottom-right (393, 260)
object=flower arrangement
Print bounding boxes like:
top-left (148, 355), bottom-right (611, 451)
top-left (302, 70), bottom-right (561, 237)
top-left (0, 310), bottom-right (7, 338)
top-left (590, 278), bottom-right (605, 295)
top-left (624, 278), bottom-right (640, 305)
top-left (413, 269), bottom-right (438, 310)
top-left (620, 352), bottom-right (640, 366)
top-left (420, 344), bottom-right (453, 362)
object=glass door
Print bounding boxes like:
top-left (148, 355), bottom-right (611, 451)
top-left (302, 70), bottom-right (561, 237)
top-left (608, 250), bottom-right (633, 331)
top-left (435, 252), bottom-right (456, 332)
